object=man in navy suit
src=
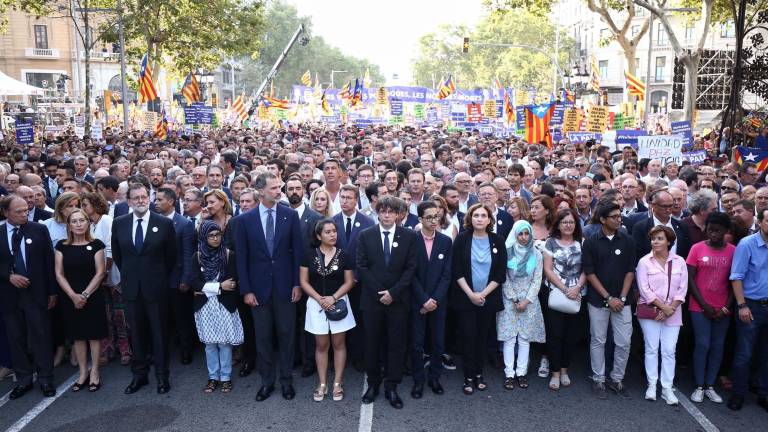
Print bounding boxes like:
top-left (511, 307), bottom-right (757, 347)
top-left (478, 182), bottom-right (514, 241)
top-left (236, 172), bottom-right (304, 402)
top-left (42, 158), bottom-right (60, 208)
top-left (357, 196), bottom-right (418, 409)
top-left (112, 184), bottom-right (177, 395)
top-left (631, 189), bottom-right (692, 260)
top-left (0, 196), bottom-right (57, 399)
top-left (396, 189), bottom-right (420, 229)
top-left (409, 201), bottom-right (452, 399)
top-left (155, 188), bottom-right (196, 365)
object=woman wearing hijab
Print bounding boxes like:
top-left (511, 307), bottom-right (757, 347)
top-left (191, 220), bottom-right (244, 394)
top-left (497, 220), bottom-right (545, 390)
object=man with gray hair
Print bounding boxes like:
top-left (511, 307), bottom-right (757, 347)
top-left (681, 189), bottom-right (719, 245)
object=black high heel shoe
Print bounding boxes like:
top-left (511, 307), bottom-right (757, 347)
top-left (88, 380), bottom-right (101, 392)
top-left (72, 379), bottom-right (88, 392)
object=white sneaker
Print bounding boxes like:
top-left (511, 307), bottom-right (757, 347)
top-left (661, 388), bottom-right (679, 405)
top-left (537, 357), bottom-right (550, 378)
top-left (704, 388), bottom-right (723, 403)
top-left (691, 387), bottom-right (704, 403)
top-left (645, 385), bottom-right (657, 401)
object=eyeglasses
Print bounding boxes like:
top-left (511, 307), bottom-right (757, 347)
top-left (560, 220), bottom-right (576, 226)
top-left (605, 214), bottom-right (622, 220)
top-left (206, 233), bottom-right (223, 239)
top-left (720, 186), bottom-right (737, 192)
top-left (422, 215), bottom-right (441, 221)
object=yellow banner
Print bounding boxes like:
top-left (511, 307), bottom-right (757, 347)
top-left (586, 106), bottom-right (610, 133)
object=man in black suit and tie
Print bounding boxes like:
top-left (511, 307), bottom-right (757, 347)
top-left (410, 201), bottom-right (452, 399)
top-left (16, 186), bottom-right (52, 222)
top-left (357, 196), bottom-right (418, 409)
top-left (155, 188), bottom-right (196, 365)
top-left (42, 158), bottom-right (60, 208)
top-left (631, 189), bottom-right (692, 260)
top-left (285, 175), bottom-right (323, 377)
top-left (0, 196), bottom-right (57, 399)
top-left (478, 182), bottom-right (514, 241)
top-left (111, 183), bottom-right (177, 395)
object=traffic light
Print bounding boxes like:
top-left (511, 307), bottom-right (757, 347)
top-left (462, 37), bottom-right (469, 53)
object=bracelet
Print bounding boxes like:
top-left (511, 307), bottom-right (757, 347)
top-left (738, 303), bottom-right (748, 309)
top-left (331, 295), bottom-right (337, 302)
top-left (81, 291), bottom-right (89, 299)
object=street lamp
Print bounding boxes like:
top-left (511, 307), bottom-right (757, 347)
top-left (330, 70), bottom-right (347, 88)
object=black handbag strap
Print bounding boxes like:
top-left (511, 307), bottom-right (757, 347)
top-left (665, 260), bottom-right (672, 303)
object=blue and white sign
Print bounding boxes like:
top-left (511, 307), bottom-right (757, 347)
top-left (671, 121), bottom-right (693, 150)
top-left (614, 130), bottom-right (645, 148)
top-left (566, 132), bottom-right (602, 143)
top-left (15, 120), bottom-right (34, 145)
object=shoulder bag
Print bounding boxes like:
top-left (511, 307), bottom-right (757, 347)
top-left (636, 260), bottom-right (672, 320)
top-left (316, 248), bottom-right (348, 321)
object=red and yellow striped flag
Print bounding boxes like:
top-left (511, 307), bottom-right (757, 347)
top-left (301, 70), bottom-right (311, 86)
top-left (232, 94), bottom-right (248, 122)
top-left (138, 53), bottom-right (157, 104)
top-left (624, 70), bottom-right (646, 100)
top-left (436, 75), bottom-right (456, 100)
top-left (525, 103), bottom-right (555, 148)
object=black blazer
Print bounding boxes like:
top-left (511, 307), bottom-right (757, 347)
top-left (631, 215), bottom-right (692, 261)
top-left (410, 231), bottom-right (453, 310)
top-left (449, 230), bottom-right (507, 312)
top-left (0, 222), bottom-right (57, 313)
top-left (191, 250), bottom-right (239, 313)
top-left (31, 207), bottom-right (53, 222)
top-left (356, 225), bottom-right (418, 311)
top-left (111, 211), bottom-right (177, 302)
top-left (300, 206), bottom-right (324, 250)
top-left (169, 213), bottom-right (195, 289)
top-left (495, 208), bottom-right (514, 242)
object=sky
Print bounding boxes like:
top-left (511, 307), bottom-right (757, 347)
top-left (287, 0), bottom-right (486, 85)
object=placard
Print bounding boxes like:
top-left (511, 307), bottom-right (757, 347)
top-left (586, 106), bottom-right (610, 133)
top-left (15, 120), bottom-right (34, 145)
top-left (483, 100), bottom-right (497, 118)
top-left (671, 121), bottom-right (693, 150)
top-left (682, 150), bottom-right (707, 165)
top-left (637, 135), bottom-right (684, 165)
top-left (390, 100), bottom-right (403, 116)
top-left (615, 130), bottom-right (644, 149)
top-left (467, 103), bottom-right (482, 123)
top-left (562, 108), bottom-right (582, 133)
top-left (413, 104), bottom-right (424, 120)
top-left (567, 132), bottom-right (602, 143)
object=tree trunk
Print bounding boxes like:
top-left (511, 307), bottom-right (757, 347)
top-left (83, 7), bottom-right (91, 137)
top-left (682, 55), bottom-right (699, 122)
top-left (621, 41), bottom-right (638, 103)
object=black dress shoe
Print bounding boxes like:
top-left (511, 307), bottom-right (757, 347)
top-left (727, 394), bottom-right (744, 411)
top-left (301, 364), bottom-right (316, 378)
top-left (238, 362), bottom-right (254, 377)
top-left (180, 351), bottom-right (192, 365)
top-left (157, 379), bottom-right (171, 394)
top-left (9, 384), bottom-right (33, 400)
top-left (411, 383), bottom-right (423, 399)
top-left (124, 377), bottom-right (149, 395)
top-left (255, 384), bottom-right (275, 402)
top-left (282, 384), bottom-right (295, 400)
top-left (361, 385), bottom-right (379, 404)
top-left (428, 379), bottom-right (444, 395)
top-left (385, 389), bottom-right (404, 409)
top-left (41, 383), bottom-right (56, 397)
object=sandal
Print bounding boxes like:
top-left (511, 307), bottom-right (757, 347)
top-left (220, 381), bottom-right (233, 393)
top-left (72, 378), bottom-right (88, 392)
top-left (88, 380), bottom-right (101, 392)
top-left (313, 383), bottom-right (327, 402)
top-left (560, 373), bottom-right (571, 387)
top-left (504, 377), bottom-right (515, 390)
top-left (332, 382), bottom-right (344, 401)
top-left (462, 378), bottom-right (475, 395)
top-left (475, 375), bottom-right (487, 391)
top-left (517, 376), bottom-right (529, 389)
top-left (203, 379), bottom-right (218, 393)
top-left (549, 376), bottom-right (560, 391)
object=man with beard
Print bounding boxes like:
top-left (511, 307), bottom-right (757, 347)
top-left (440, 184), bottom-right (465, 233)
top-left (149, 167), bottom-right (164, 203)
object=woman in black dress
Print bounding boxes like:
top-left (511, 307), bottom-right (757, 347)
top-left (54, 209), bottom-right (107, 392)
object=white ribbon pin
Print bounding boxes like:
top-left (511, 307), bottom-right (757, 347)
top-left (438, 253), bottom-right (444, 259)
top-left (492, 248), bottom-right (498, 254)
top-left (86, 245), bottom-right (92, 251)
top-left (25, 238), bottom-right (32, 245)
top-left (702, 256), bottom-right (709, 262)
top-left (355, 222), bottom-right (360, 227)
top-left (615, 249), bottom-right (621, 255)
top-left (498, 220), bottom-right (503, 225)
top-left (152, 226), bottom-right (158, 232)
top-left (392, 242), bottom-right (399, 248)
top-left (331, 265), bottom-right (338, 271)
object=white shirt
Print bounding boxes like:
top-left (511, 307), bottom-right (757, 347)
top-left (5, 222), bottom-right (26, 265)
top-left (131, 212), bottom-right (150, 245)
top-left (27, 208), bottom-right (35, 221)
top-left (164, 211), bottom-right (176, 220)
top-left (341, 211), bottom-right (358, 230)
top-left (329, 190), bottom-right (342, 215)
top-left (294, 203), bottom-right (306, 218)
top-left (379, 224), bottom-right (395, 255)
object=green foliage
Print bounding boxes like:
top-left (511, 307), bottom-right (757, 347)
top-left (237, 0), bottom-right (385, 97)
top-left (412, 9), bottom-right (573, 92)
top-left (0, 0), bottom-right (52, 33)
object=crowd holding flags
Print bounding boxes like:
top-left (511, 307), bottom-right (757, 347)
top-left (263, 95), bottom-right (290, 110)
top-left (350, 78), bottom-right (363, 107)
top-left (138, 53), bottom-right (158, 103)
top-left (524, 103), bottom-right (555, 148)
top-left (340, 81), bottom-right (351, 103)
top-left (232, 94), bottom-right (249, 121)
top-left (436, 75), bottom-right (456, 100)
top-left (734, 146), bottom-right (768, 171)
top-left (181, 72), bottom-right (201, 104)
top-left (154, 108), bottom-right (167, 139)
top-left (624, 70), bottom-right (646, 100)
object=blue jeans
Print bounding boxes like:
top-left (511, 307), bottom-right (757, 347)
top-left (731, 300), bottom-right (768, 396)
top-left (691, 311), bottom-right (730, 387)
top-left (205, 343), bottom-right (233, 381)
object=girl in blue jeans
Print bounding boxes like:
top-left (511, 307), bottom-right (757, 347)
top-left (685, 213), bottom-right (734, 403)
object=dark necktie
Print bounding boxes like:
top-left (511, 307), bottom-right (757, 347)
top-left (357, 197), bottom-right (362, 209)
top-left (223, 176), bottom-right (229, 188)
top-left (11, 227), bottom-right (26, 276)
top-left (135, 219), bottom-right (144, 252)
top-left (345, 217), bottom-right (352, 245)
top-left (266, 209), bottom-right (275, 256)
top-left (383, 231), bottom-right (391, 266)
top-left (235, 204), bottom-right (241, 216)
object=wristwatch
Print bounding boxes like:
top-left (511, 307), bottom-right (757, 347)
top-left (620, 296), bottom-right (627, 303)
top-left (737, 302), bottom-right (748, 309)
top-left (606, 295), bottom-right (614, 302)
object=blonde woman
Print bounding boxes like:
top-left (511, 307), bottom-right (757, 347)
top-left (310, 187), bottom-right (333, 218)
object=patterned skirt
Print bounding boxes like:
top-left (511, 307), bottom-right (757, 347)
top-left (194, 296), bottom-right (244, 345)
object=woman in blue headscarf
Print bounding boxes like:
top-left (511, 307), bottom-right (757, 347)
top-left (191, 220), bottom-right (244, 394)
top-left (497, 220), bottom-right (545, 390)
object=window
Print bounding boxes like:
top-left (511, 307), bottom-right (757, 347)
top-left (635, 7), bottom-right (647, 17)
top-left (685, 25), bottom-right (696, 41)
top-left (631, 25), bottom-right (640, 37)
top-left (655, 56), bottom-right (666, 82)
top-left (34, 25), bottom-right (48, 49)
top-left (656, 24), bottom-right (668, 46)
top-left (599, 60), bottom-right (608, 80)
top-left (720, 21), bottom-right (735, 38)
top-left (222, 66), bottom-right (232, 84)
top-left (600, 28), bottom-right (611, 40)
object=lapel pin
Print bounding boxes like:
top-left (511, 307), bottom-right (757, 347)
top-left (498, 220), bottom-right (503, 225)
top-left (392, 242), bottom-right (399, 248)
top-left (26, 238), bottom-right (32, 244)
top-left (86, 245), bottom-right (92, 251)
top-left (438, 253), bottom-right (444, 259)
top-left (331, 265), bottom-right (338, 271)
top-left (615, 249), bottom-right (621, 255)
top-left (152, 226), bottom-right (158, 232)
top-left (355, 222), bottom-right (360, 227)
top-left (492, 247), bottom-right (498, 254)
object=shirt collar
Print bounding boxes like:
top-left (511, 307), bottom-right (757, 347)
top-left (343, 211), bottom-right (357, 222)
top-left (294, 203), bottom-right (306, 216)
top-left (379, 224), bottom-right (395, 236)
top-left (133, 212), bottom-right (149, 224)
top-left (165, 211), bottom-right (176, 220)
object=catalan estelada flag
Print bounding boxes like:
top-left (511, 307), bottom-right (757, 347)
top-left (181, 72), bottom-right (200, 104)
top-left (436, 75), bottom-right (456, 100)
top-left (734, 146), bottom-right (768, 170)
top-left (263, 95), bottom-right (289, 110)
top-left (525, 103), bottom-right (555, 147)
top-left (624, 70), bottom-right (646, 100)
top-left (154, 108), bottom-right (167, 139)
top-left (350, 78), bottom-right (363, 107)
top-left (504, 91), bottom-right (515, 126)
top-left (560, 88), bottom-right (575, 103)
top-left (232, 94), bottom-right (248, 121)
top-left (138, 53), bottom-right (157, 104)
top-left (301, 70), bottom-right (311, 86)
top-left (340, 81), bottom-right (351, 103)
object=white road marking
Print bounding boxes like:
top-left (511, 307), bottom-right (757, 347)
top-left (676, 389), bottom-right (720, 432)
top-left (358, 373), bottom-right (373, 432)
top-left (0, 389), bottom-right (12, 410)
top-left (4, 372), bottom-right (79, 432)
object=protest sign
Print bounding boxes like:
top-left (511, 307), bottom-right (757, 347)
top-left (671, 121), bottom-right (693, 150)
top-left (515, 106), bottom-right (526, 130)
top-left (637, 135), bottom-right (684, 165)
top-left (376, 87), bottom-right (388, 105)
top-left (682, 150), bottom-right (707, 165)
top-left (615, 130), bottom-right (644, 149)
top-left (390, 100), bottom-right (403, 116)
top-left (467, 103), bottom-right (482, 123)
top-left (613, 114), bottom-right (625, 130)
top-left (562, 108), bottom-right (581, 132)
top-left (91, 121), bottom-right (103, 140)
top-left (567, 132), bottom-right (601, 143)
top-left (550, 103), bottom-right (566, 127)
top-left (586, 106), bottom-right (609, 133)
top-left (483, 100), bottom-right (497, 118)
top-left (15, 120), bottom-right (34, 145)
top-left (74, 114), bottom-right (86, 138)
top-left (413, 104), bottom-right (424, 120)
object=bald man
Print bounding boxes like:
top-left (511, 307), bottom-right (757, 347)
top-left (15, 186), bottom-right (51, 222)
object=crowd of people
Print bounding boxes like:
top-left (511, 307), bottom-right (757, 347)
top-left (0, 123), bottom-right (767, 414)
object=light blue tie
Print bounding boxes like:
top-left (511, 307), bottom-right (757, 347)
top-left (266, 209), bottom-right (275, 256)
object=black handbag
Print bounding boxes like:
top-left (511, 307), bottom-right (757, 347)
top-left (316, 248), bottom-right (348, 321)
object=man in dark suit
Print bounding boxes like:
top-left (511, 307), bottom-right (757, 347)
top-left (112, 183), bottom-right (177, 395)
top-left (631, 189), bottom-right (692, 260)
top-left (0, 196), bottom-right (57, 399)
top-left (17, 186), bottom-right (52, 222)
top-left (409, 201), bottom-right (452, 399)
top-left (357, 196), bottom-right (418, 409)
top-left (236, 172), bottom-right (304, 402)
top-left (42, 158), bottom-right (60, 208)
top-left (155, 188), bottom-right (196, 365)
top-left (285, 175), bottom-right (323, 377)
top-left (478, 182), bottom-right (514, 241)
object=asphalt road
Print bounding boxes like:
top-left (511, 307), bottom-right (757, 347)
top-left (0, 346), bottom-right (765, 432)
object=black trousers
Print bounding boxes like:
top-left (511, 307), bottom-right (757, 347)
top-left (125, 289), bottom-right (169, 380)
top-left (251, 290), bottom-right (296, 387)
top-left (364, 304), bottom-right (408, 390)
top-left (295, 295), bottom-right (315, 367)
top-left (1, 290), bottom-right (53, 386)
top-left (458, 306), bottom-right (495, 379)
top-left (546, 307), bottom-right (579, 371)
top-left (237, 298), bottom-right (256, 364)
top-left (168, 288), bottom-right (196, 352)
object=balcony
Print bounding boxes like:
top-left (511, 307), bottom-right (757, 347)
top-left (25, 48), bottom-right (60, 58)
top-left (77, 51), bottom-right (120, 62)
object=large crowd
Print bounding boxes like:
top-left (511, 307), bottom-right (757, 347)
top-left (0, 122), bottom-right (767, 414)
